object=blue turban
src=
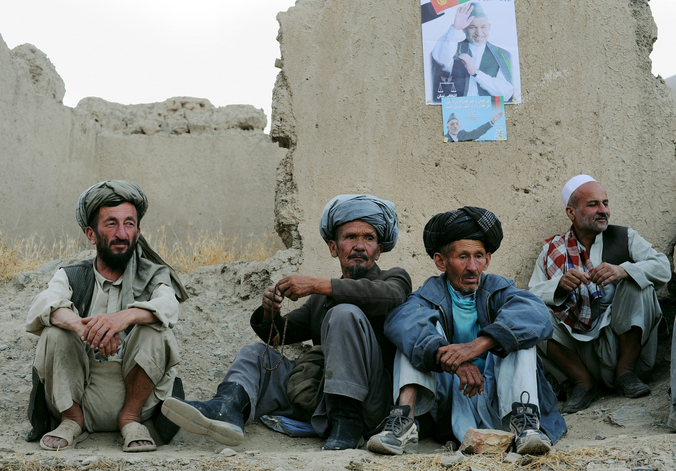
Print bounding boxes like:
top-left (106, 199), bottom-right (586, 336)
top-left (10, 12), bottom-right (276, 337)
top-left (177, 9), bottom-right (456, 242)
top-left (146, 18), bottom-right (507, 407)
top-left (319, 195), bottom-right (399, 252)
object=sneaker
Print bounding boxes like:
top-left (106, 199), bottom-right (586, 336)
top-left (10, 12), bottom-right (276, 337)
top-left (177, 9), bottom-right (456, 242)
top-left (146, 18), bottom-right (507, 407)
top-left (366, 405), bottom-right (418, 455)
top-left (509, 391), bottom-right (552, 455)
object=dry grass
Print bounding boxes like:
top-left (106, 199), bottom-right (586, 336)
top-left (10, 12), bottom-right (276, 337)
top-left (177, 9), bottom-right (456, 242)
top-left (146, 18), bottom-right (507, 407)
top-left (147, 227), bottom-right (282, 274)
top-left (0, 232), bottom-right (84, 284)
top-left (0, 229), bottom-right (281, 284)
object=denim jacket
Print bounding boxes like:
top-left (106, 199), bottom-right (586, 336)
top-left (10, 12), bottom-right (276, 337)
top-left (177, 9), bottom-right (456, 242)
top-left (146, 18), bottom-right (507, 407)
top-left (384, 272), bottom-right (567, 443)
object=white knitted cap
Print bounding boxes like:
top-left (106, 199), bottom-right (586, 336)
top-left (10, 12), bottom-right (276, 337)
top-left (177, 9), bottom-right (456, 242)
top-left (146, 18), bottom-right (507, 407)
top-left (561, 175), bottom-right (596, 206)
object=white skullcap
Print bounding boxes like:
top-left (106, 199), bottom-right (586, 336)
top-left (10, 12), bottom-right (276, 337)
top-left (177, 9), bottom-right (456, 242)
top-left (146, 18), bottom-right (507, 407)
top-left (561, 175), bottom-right (597, 206)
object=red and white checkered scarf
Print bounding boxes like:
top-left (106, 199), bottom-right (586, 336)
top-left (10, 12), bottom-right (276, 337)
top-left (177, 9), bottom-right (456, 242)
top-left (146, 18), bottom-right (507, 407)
top-left (543, 227), bottom-right (602, 332)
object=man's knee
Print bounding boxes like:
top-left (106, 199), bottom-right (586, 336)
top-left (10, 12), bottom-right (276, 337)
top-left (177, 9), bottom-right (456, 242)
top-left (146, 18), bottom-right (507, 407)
top-left (323, 304), bottom-right (367, 330)
top-left (35, 326), bottom-right (83, 358)
top-left (236, 343), bottom-right (268, 359)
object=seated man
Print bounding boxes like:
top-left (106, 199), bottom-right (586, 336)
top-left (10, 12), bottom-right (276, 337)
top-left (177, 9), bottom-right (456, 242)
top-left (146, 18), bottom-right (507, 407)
top-left (162, 194), bottom-right (412, 450)
top-left (27, 180), bottom-right (187, 452)
top-left (529, 175), bottom-right (670, 413)
top-left (371, 207), bottom-right (565, 456)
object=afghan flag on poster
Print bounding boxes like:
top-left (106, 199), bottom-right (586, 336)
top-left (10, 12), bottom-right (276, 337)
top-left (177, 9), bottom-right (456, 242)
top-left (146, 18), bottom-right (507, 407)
top-left (430, 0), bottom-right (471, 15)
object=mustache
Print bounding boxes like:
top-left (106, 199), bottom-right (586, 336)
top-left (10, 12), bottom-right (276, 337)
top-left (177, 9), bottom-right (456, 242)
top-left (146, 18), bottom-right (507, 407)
top-left (348, 253), bottom-right (369, 261)
top-left (593, 214), bottom-right (609, 222)
top-left (110, 238), bottom-right (130, 246)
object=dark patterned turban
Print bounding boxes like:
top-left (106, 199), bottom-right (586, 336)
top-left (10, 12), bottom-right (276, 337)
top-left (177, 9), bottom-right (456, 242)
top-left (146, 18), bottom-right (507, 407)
top-left (319, 194), bottom-right (399, 252)
top-left (423, 206), bottom-right (503, 257)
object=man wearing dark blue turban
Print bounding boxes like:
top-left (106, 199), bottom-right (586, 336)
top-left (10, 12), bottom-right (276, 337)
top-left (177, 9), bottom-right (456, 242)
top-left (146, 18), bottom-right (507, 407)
top-left (370, 207), bottom-right (566, 456)
top-left (162, 194), bottom-right (412, 451)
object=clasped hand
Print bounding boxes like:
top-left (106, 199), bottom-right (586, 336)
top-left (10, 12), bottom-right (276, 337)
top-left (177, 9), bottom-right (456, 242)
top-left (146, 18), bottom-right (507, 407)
top-left (436, 343), bottom-right (485, 397)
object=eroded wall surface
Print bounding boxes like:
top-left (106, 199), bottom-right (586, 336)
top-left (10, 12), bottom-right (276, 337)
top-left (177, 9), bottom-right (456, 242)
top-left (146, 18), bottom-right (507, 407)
top-left (271, 0), bottom-right (676, 289)
top-left (0, 36), bottom-right (285, 244)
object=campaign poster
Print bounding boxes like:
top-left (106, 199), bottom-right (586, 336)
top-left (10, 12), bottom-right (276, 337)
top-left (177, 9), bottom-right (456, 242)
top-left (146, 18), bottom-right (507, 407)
top-left (442, 96), bottom-right (507, 142)
top-left (421, 0), bottom-right (522, 105)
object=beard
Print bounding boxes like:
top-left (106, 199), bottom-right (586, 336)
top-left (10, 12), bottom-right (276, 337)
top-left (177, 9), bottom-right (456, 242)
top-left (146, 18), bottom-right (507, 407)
top-left (96, 235), bottom-right (138, 271)
top-left (345, 253), bottom-right (371, 279)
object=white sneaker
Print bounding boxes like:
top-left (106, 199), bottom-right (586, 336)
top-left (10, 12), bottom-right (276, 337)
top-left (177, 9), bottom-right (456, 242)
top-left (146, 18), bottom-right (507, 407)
top-left (366, 405), bottom-right (418, 455)
top-left (509, 391), bottom-right (552, 455)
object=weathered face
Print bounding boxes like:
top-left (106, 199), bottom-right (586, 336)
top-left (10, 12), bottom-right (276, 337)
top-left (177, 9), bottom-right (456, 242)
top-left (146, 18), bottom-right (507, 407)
top-left (447, 118), bottom-right (460, 135)
top-left (328, 220), bottom-right (382, 280)
top-left (86, 202), bottom-right (140, 271)
top-left (567, 182), bottom-right (610, 235)
top-left (434, 239), bottom-right (491, 295)
top-left (464, 16), bottom-right (491, 45)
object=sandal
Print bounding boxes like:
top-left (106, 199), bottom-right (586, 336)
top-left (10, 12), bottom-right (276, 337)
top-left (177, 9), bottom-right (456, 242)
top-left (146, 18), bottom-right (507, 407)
top-left (39, 419), bottom-right (89, 450)
top-left (121, 422), bottom-right (157, 452)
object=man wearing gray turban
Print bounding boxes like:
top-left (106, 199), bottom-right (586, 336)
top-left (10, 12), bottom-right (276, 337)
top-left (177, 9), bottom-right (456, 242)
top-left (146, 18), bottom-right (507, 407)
top-left (373, 208), bottom-right (565, 456)
top-left (27, 180), bottom-right (186, 453)
top-left (162, 194), bottom-right (411, 451)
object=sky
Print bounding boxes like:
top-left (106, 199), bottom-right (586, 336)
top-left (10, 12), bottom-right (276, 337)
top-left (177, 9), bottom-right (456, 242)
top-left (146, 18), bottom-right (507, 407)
top-left (0, 0), bottom-right (674, 132)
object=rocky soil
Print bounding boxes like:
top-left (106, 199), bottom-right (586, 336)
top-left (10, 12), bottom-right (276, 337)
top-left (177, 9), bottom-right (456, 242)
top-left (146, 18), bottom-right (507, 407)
top-left (1, 252), bottom-right (675, 470)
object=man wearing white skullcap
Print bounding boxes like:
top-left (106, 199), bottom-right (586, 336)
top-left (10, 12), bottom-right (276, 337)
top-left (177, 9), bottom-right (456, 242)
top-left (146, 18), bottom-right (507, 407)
top-left (529, 176), bottom-right (669, 414)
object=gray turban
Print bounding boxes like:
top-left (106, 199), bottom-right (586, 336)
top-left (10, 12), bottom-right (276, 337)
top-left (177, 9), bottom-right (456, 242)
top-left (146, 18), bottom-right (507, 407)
top-left (75, 180), bottom-right (188, 302)
top-left (319, 194), bottom-right (399, 252)
top-left (423, 206), bottom-right (503, 257)
top-left (76, 180), bottom-right (148, 232)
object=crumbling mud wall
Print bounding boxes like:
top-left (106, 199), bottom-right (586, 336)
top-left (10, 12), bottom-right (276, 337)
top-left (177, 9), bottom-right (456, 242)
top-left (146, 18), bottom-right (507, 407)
top-left (271, 0), bottom-right (676, 289)
top-left (0, 35), bottom-right (285, 244)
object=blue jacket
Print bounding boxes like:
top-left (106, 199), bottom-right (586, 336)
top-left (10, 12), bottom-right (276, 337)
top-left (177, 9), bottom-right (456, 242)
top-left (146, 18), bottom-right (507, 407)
top-left (384, 272), bottom-right (567, 443)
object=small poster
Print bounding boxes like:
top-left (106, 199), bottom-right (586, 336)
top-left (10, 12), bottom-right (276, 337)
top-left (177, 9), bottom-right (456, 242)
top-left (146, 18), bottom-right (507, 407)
top-left (421, 0), bottom-right (522, 105)
top-left (442, 96), bottom-right (507, 142)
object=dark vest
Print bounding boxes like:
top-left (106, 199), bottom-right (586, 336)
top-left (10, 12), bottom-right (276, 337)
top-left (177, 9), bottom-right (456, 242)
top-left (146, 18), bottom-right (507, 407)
top-left (63, 259), bottom-right (96, 318)
top-left (601, 225), bottom-right (632, 265)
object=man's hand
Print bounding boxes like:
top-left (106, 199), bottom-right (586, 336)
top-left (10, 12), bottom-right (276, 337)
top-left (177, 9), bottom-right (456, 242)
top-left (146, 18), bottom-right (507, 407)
top-left (455, 362), bottom-right (485, 397)
top-left (556, 268), bottom-right (590, 292)
top-left (453, 2), bottom-right (475, 30)
top-left (82, 312), bottom-right (131, 351)
top-left (490, 111), bottom-right (504, 125)
top-left (589, 263), bottom-right (628, 287)
top-left (262, 285), bottom-right (284, 320)
top-left (277, 275), bottom-right (333, 302)
top-left (457, 53), bottom-right (477, 75)
top-left (435, 336), bottom-right (496, 375)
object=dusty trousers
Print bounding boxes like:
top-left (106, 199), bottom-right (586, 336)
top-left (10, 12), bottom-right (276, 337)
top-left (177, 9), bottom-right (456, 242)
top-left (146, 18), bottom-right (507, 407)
top-left (33, 324), bottom-right (179, 432)
top-left (224, 304), bottom-right (392, 436)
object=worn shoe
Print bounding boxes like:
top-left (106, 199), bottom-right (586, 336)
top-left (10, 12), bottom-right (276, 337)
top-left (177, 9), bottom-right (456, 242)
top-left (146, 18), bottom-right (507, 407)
top-left (509, 391), bottom-right (552, 455)
top-left (366, 405), bottom-right (418, 455)
top-left (161, 381), bottom-right (250, 446)
top-left (322, 395), bottom-right (363, 450)
top-left (614, 372), bottom-right (650, 398)
top-left (561, 385), bottom-right (600, 414)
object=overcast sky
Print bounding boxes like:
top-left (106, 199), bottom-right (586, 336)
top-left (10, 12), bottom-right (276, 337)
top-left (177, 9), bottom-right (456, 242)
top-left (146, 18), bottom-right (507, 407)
top-left (0, 0), bottom-right (673, 132)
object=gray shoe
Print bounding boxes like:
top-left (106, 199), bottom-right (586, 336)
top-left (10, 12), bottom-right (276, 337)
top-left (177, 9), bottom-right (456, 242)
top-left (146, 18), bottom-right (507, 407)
top-left (509, 391), bottom-right (552, 456)
top-left (366, 405), bottom-right (418, 455)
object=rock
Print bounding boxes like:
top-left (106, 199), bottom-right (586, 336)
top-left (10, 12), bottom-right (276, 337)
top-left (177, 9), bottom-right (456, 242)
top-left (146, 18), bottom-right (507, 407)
top-left (81, 456), bottom-right (99, 465)
top-left (219, 448), bottom-right (237, 456)
top-left (40, 459), bottom-right (61, 466)
top-left (245, 450), bottom-right (260, 455)
top-left (608, 407), bottom-right (653, 428)
top-left (440, 452), bottom-right (466, 467)
top-left (0, 345), bottom-right (7, 351)
top-left (503, 452), bottom-right (523, 463)
top-left (460, 427), bottom-right (514, 454)
top-left (596, 434), bottom-right (607, 440)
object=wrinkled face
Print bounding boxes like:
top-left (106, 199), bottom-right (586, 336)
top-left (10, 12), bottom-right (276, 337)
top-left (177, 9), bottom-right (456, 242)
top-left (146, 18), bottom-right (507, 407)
top-left (434, 239), bottom-right (491, 295)
top-left (447, 118), bottom-right (460, 135)
top-left (464, 16), bottom-right (491, 45)
top-left (567, 182), bottom-right (610, 235)
top-left (86, 202), bottom-right (140, 271)
top-left (328, 220), bottom-right (382, 280)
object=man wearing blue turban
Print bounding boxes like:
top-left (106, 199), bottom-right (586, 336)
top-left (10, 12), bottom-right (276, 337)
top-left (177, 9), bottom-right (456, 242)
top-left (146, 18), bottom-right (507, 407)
top-left (162, 194), bottom-right (411, 450)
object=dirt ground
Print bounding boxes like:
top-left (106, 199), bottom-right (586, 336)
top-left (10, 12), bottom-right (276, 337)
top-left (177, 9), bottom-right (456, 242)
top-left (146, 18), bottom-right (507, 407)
top-left (1, 252), bottom-right (675, 470)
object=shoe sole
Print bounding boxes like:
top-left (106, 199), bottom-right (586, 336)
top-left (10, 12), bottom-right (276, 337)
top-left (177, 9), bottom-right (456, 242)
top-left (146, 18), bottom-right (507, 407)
top-left (515, 435), bottom-right (552, 455)
top-left (161, 397), bottom-right (243, 446)
top-left (366, 437), bottom-right (418, 455)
